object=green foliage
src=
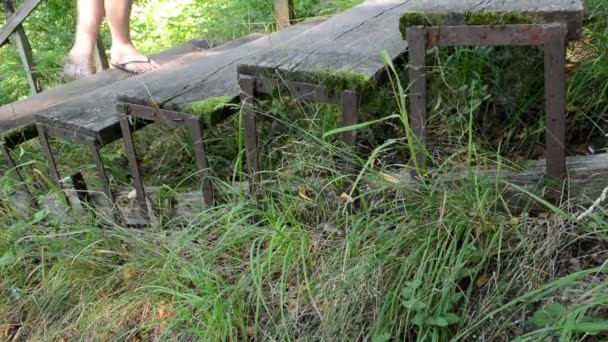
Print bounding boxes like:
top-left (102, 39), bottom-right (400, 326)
top-left (400, 10), bottom-right (543, 39)
top-left (0, 0), bottom-right (608, 341)
top-left (185, 96), bottom-right (235, 116)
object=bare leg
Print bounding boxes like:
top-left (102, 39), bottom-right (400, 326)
top-left (66, 0), bottom-right (104, 77)
top-left (105, 0), bottom-right (159, 73)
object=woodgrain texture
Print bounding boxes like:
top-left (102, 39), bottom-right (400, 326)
top-left (239, 0), bottom-right (583, 84)
top-left (0, 34), bottom-right (265, 132)
top-left (33, 20), bottom-right (325, 145)
top-left (5, 153), bottom-right (607, 225)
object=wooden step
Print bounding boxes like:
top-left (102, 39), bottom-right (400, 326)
top-left (0, 33), bottom-right (263, 132)
top-left (238, 0), bottom-right (583, 89)
top-left (34, 18), bottom-right (327, 146)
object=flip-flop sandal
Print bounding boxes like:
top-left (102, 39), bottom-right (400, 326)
top-left (111, 57), bottom-right (154, 75)
top-left (63, 63), bottom-right (94, 80)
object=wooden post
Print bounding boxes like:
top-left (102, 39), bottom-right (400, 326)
top-left (275, 0), bottom-right (294, 30)
top-left (2, 0), bottom-right (40, 94)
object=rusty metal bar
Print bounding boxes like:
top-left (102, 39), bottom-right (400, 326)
top-left (407, 22), bottom-right (569, 181)
top-left (35, 123), bottom-right (68, 202)
top-left (426, 24), bottom-right (548, 47)
top-left (407, 26), bottom-right (428, 174)
top-left (0, 140), bottom-right (34, 201)
top-left (41, 124), bottom-right (97, 146)
top-left (187, 117), bottom-right (214, 207)
top-left (544, 24), bottom-right (567, 180)
top-left (87, 138), bottom-right (114, 204)
top-left (118, 102), bottom-right (197, 126)
top-left (35, 123), bottom-right (63, 191)
top-left (119, 112), bottom-right (149, 218)
top-left (252, 77), bottom-right (341, 105)
top-left (340, 90), bottom-right (360, 147)
top-left (239, 75), bottom-right (260, 195)
top-left (117, 102), bottom-right (215, 211)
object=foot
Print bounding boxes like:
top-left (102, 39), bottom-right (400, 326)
top-left (110, 44), bottom-right (160, 74)
top-left (64, 51), bottom-right (95, 80)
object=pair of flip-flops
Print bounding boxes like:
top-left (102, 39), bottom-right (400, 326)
top-left (63, 57), bottom-right (154, 80)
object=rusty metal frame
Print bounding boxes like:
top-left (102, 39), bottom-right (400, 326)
top-left (35, 122), bottom-right (115, 206)
top-left (0, 140), bottom-right (35, 202)
top-left (406, 23), bottom-right (568, 180)
top-left (117, 102), bottom-right (214, 217)
top-left (237, 74), bottom-right (361, 194)
top-left (0, 124), bottom-right (40, 205)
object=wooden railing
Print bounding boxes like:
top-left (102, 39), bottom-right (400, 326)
top-left (0, 0), bottom-right (107, 95)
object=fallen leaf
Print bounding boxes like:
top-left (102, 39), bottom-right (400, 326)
top-left (288, 299), bottom-right (299, 315)
top-left (475, 226), bottom-right (483, 239)
top-left (476, 273), bottom-right (489, 288)
top-left (340, 192), bottom-right (355, 203)
top-left (157, 303), bottom-right (169, 320)
top-left (299, 186), bottom-right (313, 201)
top-left (380, 172), bottom-right (400, 184)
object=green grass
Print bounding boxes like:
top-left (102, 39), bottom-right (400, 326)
top-left (1, 0), bottom-right (608, 340)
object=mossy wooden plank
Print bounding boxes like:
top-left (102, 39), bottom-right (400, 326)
top-left (239, 0), bottom-right (583, 89)
top-left (0, 34), bottom-right (237, 132)
top-left (0, 124), bottom-right (37, 149)
top-left (34, 19), bottom-right (325, 145)
top-left (238, 0), bottom-right (410, 88)
top-left (398, 0), bottom-right (583, 40)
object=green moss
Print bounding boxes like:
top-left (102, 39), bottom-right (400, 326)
top-left (400, 10), bottom-right (544, 39)
top-left (399, 12), bottom-right (446, 39)
top-left (0, 124), bottom-right (38, 147)
top-left (153, 187), bottom-right (177, 209)
top-left (400, 12), bottom-right (446, 38)
top-left (312, 69), bottom-right (372, 95)
top-left (184, 96), bottom-right (238, 127)
top-left (185, 96), bottom-right (235, 117)
top-left (463, 11), bottom-right (543, 26)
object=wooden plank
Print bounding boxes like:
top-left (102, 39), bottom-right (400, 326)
top-left (2, 0), bottom-right (40, 95)
top-left (238, 0), bottom-right (583, 83)
top-left (33, 19), bottom-right (326, 145)
top-left (381, 153), bottom-right (608, 206)
top-left (400, 0), bottom-right (584, 40)
top-left (239, 0), bottom-right (412, 84)
top-left (6, 153), bottom-right (608, 225)
top-left (0, 34), bottom-right (266, 132)
top-left (275, 0), bottom-right (294, 30)
top-left (0, 0), bottom-right (42, 46)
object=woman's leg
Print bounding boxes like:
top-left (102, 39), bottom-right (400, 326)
top-left (66, 0), bottom-right (105, 76)
top-left (105, 0), bottom-right (159, 73)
